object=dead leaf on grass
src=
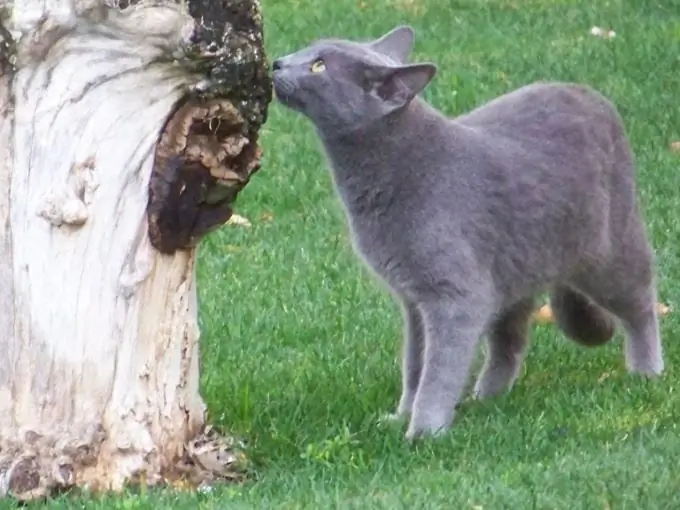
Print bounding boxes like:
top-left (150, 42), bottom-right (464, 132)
top-left (590, 26), bottom-right (616, 39)
top-left (534, 302), bottom-right (671, 323)
top-left (386, 0), bottom-right (425, 15)
top-left (533, 304), bottom-right (554, 323)
top-left (227, 214), bottom-right (252, 227)
top-left (597, 370), bottom-right (615, 383)
top-left (224, 244), bottom-right (242, 253)
top-left (657, 302), bottom-right (672, 316)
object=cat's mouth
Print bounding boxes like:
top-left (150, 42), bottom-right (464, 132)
top-left (272, 75), bottom-right (304, 111)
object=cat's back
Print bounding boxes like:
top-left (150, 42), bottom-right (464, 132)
top-left (456, 81), bottom-right (625, 147)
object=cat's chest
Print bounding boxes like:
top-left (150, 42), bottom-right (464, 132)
top-left (343, 207), bottom-right (412, 286)
top-left (327, 157), bottom-right (420, 286)
top-left (346, 213), bottom-right (386, 255)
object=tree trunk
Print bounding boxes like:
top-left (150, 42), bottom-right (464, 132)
top-left (0, 0), bottom-right (271, 500)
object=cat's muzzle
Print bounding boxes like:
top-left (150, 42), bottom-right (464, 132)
top-left (272, 74), bottom-right (304, 111)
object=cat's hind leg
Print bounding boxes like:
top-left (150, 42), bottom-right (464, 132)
top-left (550, 285), bottom-right (616, 346)
top-left (473, 297), bottom-right (534, 399)
top-left (596, 283), bottom-right (662, 376)
top-left (572, 253), bottom-right (663, 376)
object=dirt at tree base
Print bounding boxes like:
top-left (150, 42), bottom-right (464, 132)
top-left (0, 425), bottom-right (251, 501)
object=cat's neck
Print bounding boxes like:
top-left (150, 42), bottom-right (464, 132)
top-left (320, 98), bottom-right (446, 153)
top-left (318, 98), bottom-right (450, 174)
top-left (315, 98), bottom-right (456, 213)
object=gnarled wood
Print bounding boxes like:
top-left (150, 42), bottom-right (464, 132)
top-left (147, 0), bottom-right (271, 253)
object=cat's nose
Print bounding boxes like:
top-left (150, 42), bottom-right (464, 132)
top-left (272, 59), bottom-right (283, 71)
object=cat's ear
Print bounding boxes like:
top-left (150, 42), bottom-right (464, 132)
top-left (369, 25), bottom-right (415, 63)
top-left (370, 63), bottom-right (437, 109)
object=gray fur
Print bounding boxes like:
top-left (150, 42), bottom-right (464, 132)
top-left (272, 25), bottom-right (664, 440)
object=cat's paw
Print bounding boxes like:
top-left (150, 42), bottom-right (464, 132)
top-left (628, 361), bottom-right (664, 378)
top-left (404, 411), bottom-right (452, 440)
top-left (404, 421), bottom-right (449, 441)
top-left (378, 411), bottom-right (408, 427)
top-left (472, 376), bottom-right (514, 400)
top-left (627, 351), bottom-right (664, 377)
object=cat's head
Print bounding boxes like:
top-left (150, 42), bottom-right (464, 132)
top-left (272, 25), bottom-right (437, 135)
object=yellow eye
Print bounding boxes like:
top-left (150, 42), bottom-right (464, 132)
top-left (310, 59), bottom-right (326, 73)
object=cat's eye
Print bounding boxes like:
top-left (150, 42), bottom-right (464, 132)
top-left (310, 59), bottom-right (326, 73)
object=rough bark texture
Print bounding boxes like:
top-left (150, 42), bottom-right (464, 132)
top-left (0, 0), bottom-right (270, 501)
top-left (0, 14), bottom-right (15, 418)
top-left (147, 0), bottom-right (271, 253)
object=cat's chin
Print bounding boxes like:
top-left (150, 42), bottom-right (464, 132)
top-left (274, 95), bottom-right (304, 114)
top-left (272, 82), bottom-right (304, 112)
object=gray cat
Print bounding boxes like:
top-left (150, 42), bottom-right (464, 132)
top-left (271, 25), bottom-right (664, 440)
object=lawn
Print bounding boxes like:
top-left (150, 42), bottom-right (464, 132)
top-left (21, 0), bottom-right (680, 508)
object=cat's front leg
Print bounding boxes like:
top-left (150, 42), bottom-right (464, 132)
top-left (405, 297), bottom-right (491, 440)
top-left (385, 301), bottom-right (425, 423)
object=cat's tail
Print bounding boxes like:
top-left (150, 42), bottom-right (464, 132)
top-left (549, 285), bottom-right (616, 346)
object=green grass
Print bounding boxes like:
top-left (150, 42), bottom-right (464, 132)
top-left (22, 0), bottom-right (680, 508)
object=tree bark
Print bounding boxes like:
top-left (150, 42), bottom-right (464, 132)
top-left (0, 0), bottom-right (270, 500)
